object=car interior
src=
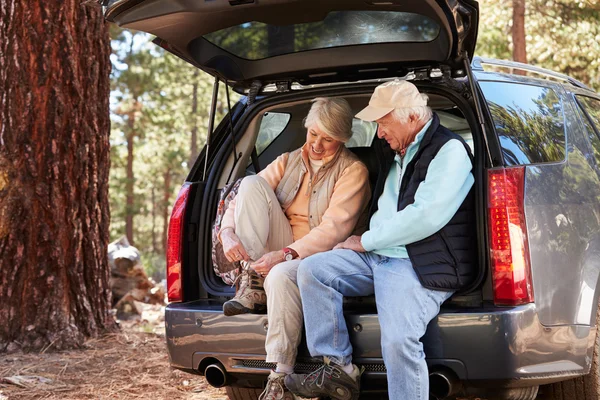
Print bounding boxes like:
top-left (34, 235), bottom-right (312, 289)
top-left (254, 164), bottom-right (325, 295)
top-left (207, 92), bottom-right (478, 301)
top-left (218, 93), bottom-right (474, 192)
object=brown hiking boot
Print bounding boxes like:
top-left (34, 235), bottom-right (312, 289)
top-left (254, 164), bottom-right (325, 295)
top-left (223, 262), bottom-right (267, 316)
top-left (259, 371), bottom-right (297, 400)
top-left (284, 357), bottom-right (361, 400)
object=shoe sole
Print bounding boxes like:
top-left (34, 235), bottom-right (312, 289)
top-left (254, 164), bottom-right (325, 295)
top-left (223, 300), bottom-right (266, 316)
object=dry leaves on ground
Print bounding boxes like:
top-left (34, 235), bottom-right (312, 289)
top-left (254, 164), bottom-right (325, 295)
top-left (0, 308), bottom-right (226, 400)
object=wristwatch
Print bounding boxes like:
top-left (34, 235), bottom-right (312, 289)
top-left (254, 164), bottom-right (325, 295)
top-left (283, 247), bottom-right (295, 262)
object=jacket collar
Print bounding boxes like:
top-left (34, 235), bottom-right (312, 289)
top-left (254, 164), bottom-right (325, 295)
top-left (300, 142), bottom-right (343, 171)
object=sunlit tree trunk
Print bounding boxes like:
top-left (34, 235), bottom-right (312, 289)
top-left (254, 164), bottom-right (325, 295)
top-left (125, 108), bottom-right (136, 246)
top-left (0, 0), bottom-right (116, 351)
top-left (512, 0), bottom-right (528, 66)
top-left (189, 70), bottom-right (199, 167)
top-left (151, 184), bottom-right (158, 254)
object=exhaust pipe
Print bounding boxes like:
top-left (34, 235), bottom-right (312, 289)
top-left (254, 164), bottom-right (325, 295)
top-left (429, 370), bottom-right (460, 399)
top-left (204, 363), bottom-right (228, 388)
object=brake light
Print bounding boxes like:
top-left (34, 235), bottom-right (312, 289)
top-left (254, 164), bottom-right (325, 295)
top-left (167, 183), bottom-right (191, 302)
top-left (488, 167), bottom-right (533, 306)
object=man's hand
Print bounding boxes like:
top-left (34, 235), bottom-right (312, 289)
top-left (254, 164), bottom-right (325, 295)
top-left (251, 250), bottom-right (285, 277)
top-left (333, 235), bottom-right (366, 252)
top-left (220, 228), bottom-right (250, 263)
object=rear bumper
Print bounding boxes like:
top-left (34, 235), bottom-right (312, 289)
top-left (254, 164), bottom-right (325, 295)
top-left (165, 300), bottom-right (594, 386)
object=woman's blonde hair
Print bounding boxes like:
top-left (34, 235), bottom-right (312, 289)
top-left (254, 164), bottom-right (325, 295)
top-left (304, 97), bottom-right (353, 143)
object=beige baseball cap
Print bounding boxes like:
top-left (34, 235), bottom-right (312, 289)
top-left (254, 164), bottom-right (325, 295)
top-left (355, 80), bottom-right (428, 122)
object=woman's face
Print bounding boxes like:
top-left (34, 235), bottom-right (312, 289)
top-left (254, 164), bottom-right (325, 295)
top-left (305, 123), bottom-right (342, 160)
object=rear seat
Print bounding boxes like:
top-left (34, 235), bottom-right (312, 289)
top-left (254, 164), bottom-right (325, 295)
top-left (348, 146), bottom-right (379, 192)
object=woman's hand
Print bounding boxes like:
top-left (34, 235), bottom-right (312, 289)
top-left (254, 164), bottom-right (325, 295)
top-left (333, 235), bottom-right (366, 252)
top-left (251, 250), bottom-right (285, 277)
top-left (220, 228), bottom-right (250, 263)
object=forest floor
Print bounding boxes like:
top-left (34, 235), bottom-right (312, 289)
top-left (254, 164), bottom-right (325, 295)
top-left (0, 303), bottom-right (226, 400)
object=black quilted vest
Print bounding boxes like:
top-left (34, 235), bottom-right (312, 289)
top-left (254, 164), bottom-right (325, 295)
top-left (370, 114), bottom-right (477, 292)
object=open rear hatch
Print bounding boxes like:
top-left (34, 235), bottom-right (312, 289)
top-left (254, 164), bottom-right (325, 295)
top-left (102, 0), bottom-right (478, 91)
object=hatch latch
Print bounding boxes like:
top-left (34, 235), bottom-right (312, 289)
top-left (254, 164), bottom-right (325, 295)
top-left (275, 81), bottom-right (291, 93)
top-left (229, 0), bottom-right (254, 5)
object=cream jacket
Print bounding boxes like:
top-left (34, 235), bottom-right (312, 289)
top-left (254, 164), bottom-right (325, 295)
top-left (221, 144), bottom-right (371, 259)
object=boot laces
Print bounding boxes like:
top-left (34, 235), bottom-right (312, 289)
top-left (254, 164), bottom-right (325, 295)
top-left (259, 374), bottom-right (285, 400)
top-left (231, 261), bottom-right (251, 288)
top-left (302, 362), bottom-right (342, 388)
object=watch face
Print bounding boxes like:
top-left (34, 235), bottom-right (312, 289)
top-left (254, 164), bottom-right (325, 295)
top-left (285, 253), bottom-right (293, 261)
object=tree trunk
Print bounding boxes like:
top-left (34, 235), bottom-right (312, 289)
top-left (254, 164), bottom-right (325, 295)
top-left (0, 1), bottom-right (116, 351)
top-left (512, 0), bottom-right (528, 66)
top-left (162, 168), bottom-right (172, 253)
top-left (189, 70), bottom-right (199, 168)
top-left (125, 109), bottom-right (136, 246)
top-left (151, 183), bottom-right (158, 254)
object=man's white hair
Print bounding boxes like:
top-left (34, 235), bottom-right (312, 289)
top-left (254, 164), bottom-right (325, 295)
top-left (304, 97), bottom-right (353, 143)
top-left (391, 105), bottom-right (433, 125)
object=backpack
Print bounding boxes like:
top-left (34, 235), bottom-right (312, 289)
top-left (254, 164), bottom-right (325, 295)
top-left (212, 178), bottom-right (244, 285)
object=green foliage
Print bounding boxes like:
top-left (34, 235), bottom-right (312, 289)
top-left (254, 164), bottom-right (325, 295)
top-left (109, 29), bottom-right (224, 278)
top-left (477, 0), bottom-right (600, 90)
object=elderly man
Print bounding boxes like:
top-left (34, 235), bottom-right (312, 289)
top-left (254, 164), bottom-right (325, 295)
top-left (284, 80), bottom-right (476, 400)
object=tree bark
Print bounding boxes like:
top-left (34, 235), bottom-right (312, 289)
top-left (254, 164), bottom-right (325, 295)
top-left (512, 0), bottom-right (528, 66)
top-left (151, 183), bottom-right (158, 254)
top-left (0, 1), bottom-right (116, 351)
top-left (125, 108), bottom-right (136, 246)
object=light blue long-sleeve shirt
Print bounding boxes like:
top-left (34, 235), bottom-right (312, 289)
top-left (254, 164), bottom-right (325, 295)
top-left (361, 119), bottom-right (474, 258)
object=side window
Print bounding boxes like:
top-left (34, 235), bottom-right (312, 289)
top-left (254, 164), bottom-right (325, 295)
top-left (576, 96), bottom-right (600, 166)
top-left (479, 81), bottom-right (566, 166)
top-left (578, 96), bottom-right (600, 132)
top-left (255, 112), bottom-right (291, 155)
top-left (346, 119), bottom-right (377, 148)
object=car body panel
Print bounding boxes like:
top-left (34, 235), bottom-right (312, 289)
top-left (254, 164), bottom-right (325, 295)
top-left (166, 301), bottom-right (594, 385)
top-left (523, 92), bottom-right (600, 327)
top-left (474, 75), bottom-right (600, 328)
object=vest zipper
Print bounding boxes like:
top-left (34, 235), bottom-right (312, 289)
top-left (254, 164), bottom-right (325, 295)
top-left (440, 230), bottom-right (462, 285)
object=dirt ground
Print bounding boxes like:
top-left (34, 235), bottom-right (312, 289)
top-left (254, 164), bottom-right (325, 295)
top-left (0, 304), bottom-right (227, 400)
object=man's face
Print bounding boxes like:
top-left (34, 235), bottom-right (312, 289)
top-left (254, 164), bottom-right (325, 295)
top-left (375, 112), bottom-right (416, 152)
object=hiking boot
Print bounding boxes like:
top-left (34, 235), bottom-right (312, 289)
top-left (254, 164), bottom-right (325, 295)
top-left (259, 371), bottom-right (297, 400)
top-left (223, 262), bottom-right (266, 316)
top-left (284, 357), bottom-right (361, 400)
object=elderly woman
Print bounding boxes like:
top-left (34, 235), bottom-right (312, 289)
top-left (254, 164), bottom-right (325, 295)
top-left (217, 97), bottom-right (371, 399)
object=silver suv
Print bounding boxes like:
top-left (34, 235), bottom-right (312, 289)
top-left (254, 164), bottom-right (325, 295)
top-left (99, 1), bottom-right (600, 399)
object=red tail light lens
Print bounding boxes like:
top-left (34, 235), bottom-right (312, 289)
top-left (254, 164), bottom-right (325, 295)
top-left (488, 167), bottom-right (534, 306)
top-left (167, 183), bottom-right (191, 303)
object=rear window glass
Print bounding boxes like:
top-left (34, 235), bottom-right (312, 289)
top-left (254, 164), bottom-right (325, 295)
top-left (256, 112), bottom-right (291, 155)
top-left (479, 81), bottom-right (566, 166)
top-left (346, 120), bottom-right (377, 148)
top-left (203, 11), bottom-right (440, 60)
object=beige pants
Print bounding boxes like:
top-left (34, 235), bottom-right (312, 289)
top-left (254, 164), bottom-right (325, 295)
top-left (234, 175), bottom-right (303, 366)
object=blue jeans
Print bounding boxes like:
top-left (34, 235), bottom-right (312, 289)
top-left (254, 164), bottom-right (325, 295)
top-left (297, 249), bottom-right (453, 400)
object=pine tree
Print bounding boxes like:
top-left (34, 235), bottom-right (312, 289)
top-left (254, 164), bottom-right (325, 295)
top-left (0, 1), bottom-right (115, 351)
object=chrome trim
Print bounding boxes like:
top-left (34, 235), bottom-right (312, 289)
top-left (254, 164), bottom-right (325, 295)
top-left (472, 56), bottom-right (593, 91)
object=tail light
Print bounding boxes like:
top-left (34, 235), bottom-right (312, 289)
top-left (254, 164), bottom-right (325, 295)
top-left (488, 167), bottom-right (534, 306)
top-left (166, 183), bottom-right (191, 303)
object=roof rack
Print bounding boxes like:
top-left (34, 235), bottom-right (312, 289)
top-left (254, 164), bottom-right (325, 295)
top-left (471, 56), bottom-right (593, 92)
